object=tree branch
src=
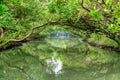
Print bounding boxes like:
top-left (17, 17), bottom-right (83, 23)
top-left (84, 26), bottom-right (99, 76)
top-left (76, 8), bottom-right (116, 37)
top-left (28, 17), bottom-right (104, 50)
top-left (102, 0), bottom-right (106, 5)
top-left (81, 0), bottom-right (90, 12)
top-left (0, 28), bottom-right (4, 37)
top-left (0, 21), bottom-right (60, 50)
top-left (8, 21), bottom-right (58, 42)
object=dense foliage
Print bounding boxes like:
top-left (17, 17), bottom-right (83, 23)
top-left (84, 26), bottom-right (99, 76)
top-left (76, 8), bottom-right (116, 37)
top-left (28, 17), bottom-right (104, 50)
top-left (0, 0), bottom-right (120, 49)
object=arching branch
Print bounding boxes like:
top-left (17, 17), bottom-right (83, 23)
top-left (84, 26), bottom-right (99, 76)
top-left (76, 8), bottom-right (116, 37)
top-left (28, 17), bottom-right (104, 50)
top-left (8, 21), bottom-right (59, 42)
top-left (0, 21), bottom-right (60, 50)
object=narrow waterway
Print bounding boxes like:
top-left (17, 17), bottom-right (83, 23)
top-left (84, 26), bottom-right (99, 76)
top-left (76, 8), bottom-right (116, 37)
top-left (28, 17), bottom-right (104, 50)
top-left (0, 25), bottom-right (120, 80)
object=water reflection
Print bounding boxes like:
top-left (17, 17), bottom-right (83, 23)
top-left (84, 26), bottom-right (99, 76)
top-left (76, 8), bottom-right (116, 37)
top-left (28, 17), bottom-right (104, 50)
top-left (0, 28), bottom-right (120, 80)
top-left (46, 31), bottom-right (80, 48)
top-left (49, 32), bottom-right (78, 39)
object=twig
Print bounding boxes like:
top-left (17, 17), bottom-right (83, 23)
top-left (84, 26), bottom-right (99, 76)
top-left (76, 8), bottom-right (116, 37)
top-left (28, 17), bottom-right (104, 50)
top-left (102, 0), bottom-right (106, 5)
top-left (81, 0), bottom-right (90, 12)
top-left (0, 28), bottom-right (4, 37)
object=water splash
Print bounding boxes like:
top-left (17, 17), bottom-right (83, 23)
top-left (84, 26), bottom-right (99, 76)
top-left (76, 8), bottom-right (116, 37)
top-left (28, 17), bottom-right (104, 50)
top-left (46, 56), bottom-right (63, 75)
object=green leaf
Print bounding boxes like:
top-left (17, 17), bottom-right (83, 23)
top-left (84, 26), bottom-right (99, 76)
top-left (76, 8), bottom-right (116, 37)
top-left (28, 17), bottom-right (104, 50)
top-left (0, 0), bottom-right (4, 4)
top-left (105, 0), bottom-right (110, 4)
top-left (104, 8), bottom-right (111, 13)
top-left (89, 9), bottom-right (103, 19)
top-left (0, 4), bottom-right (8, 16)
top-left (108, 24), bottom-right (120, 32)
top-left (48, 3), bottom-right (57, 13)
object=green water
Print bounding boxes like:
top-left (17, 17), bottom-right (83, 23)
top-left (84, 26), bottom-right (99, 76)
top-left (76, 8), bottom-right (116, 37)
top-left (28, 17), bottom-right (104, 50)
top-left (0, 26), bottom-right (120, 80)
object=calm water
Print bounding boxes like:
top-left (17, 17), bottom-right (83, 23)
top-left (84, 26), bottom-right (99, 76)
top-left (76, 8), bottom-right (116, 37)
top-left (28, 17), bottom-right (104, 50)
top-left (0, 27), bottom-right (120, 80)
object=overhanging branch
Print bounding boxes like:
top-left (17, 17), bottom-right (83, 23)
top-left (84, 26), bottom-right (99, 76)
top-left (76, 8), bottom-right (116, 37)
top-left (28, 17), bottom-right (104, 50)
top-left (0, 21), bottom-right (60, 50)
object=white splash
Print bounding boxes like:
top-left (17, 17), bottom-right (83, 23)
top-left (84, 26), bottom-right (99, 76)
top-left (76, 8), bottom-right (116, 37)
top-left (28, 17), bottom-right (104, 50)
top-left (46, 56), bottom-right (62, 75)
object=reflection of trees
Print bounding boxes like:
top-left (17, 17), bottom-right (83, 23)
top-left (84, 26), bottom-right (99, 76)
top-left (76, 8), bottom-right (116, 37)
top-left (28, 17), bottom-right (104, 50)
top-left (0, 48), bottom-right (45, 80)
top-left (0, 57), bottom-right (32, 80)
top-left (63, 61), bottom-right (120, 80)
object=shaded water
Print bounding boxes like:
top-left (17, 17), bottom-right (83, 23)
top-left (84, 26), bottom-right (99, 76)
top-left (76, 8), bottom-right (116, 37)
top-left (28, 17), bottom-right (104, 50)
top-left (0, 26), bottom-right (120, 80)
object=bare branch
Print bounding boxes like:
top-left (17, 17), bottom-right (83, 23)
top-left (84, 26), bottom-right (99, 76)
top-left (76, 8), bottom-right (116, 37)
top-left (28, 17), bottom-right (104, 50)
top-left (0, 28), bottom-right (5, 37)
top-left (102, 0), bottom-right (106, 5)
top-left (81, 0), bottom-right (90, 12)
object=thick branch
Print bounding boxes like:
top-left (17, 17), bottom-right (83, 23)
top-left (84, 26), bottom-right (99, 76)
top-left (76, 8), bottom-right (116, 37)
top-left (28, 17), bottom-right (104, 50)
top-left (0, 21), bottom-right (59, 50)
top-left (8, 21), bottom-right (58, 42)
top-left (87, 41), bottom-right (120, 53)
